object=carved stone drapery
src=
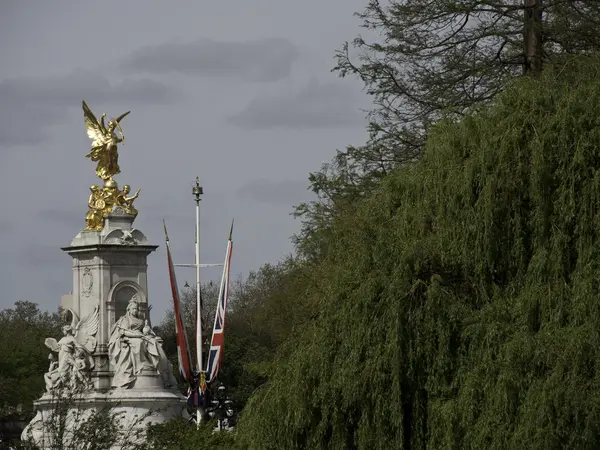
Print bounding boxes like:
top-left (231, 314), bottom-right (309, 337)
top-left (43, 305), bottom-right (99, 393)
top-left (108, 299), bottom-right (176, 389)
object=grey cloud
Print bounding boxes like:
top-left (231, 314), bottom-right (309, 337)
top-left (0, 220), bottom-right (14, 233)
top-left (0, 105), bottom-right (62, 145)
top-left (0, 69), bottom-right (177, 108)
top-left (0, 70), bottom-right (178, 146)
top-left (236, 179), bottom-right (311, 207)
top-left (228, 78), bottom-right (365, 130)
top-left (17, 243), bottom-right (69, 269)
top-left (37, 208), bottom-right (84, 229)
top-left (121, 38), bottom-right (299, 82)
top-left (14, 246), bottom-right (71, 303)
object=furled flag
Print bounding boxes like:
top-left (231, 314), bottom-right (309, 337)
top-left (164, 221), bottom-right (193, 383)
top-left (206, 220), bottom-right (233, 383)
top-left (186, 371), bottom-right (208, 408)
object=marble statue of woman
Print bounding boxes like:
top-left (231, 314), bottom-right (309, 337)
top-left (108, 298), bottom-right (176, 389)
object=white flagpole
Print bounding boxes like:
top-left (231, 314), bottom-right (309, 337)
top-left (192, 177), bottom-right (203, 430)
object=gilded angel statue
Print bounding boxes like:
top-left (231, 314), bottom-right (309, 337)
top-left (44, 305), bottom-right (99, 391)
top-left (82, 100), bottom-right (130, 181)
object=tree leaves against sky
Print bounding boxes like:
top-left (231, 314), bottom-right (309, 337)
top-left (294, 0), bottom-right (600, 260)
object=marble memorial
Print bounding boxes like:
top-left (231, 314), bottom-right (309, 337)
top-left (21, 101), bottom-right (185, 449)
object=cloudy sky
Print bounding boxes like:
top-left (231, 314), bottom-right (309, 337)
top-left (0, 0), bottom-right (371, 322)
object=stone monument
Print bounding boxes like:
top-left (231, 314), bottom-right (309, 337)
top-left (22, 101), bottom-right (185, 449)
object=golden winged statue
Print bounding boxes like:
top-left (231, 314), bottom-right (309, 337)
top-left (82, 100), bottom-right (130, 181)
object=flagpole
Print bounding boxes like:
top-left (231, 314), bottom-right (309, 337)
top-left (193, 177), bottom-right (203, 371)
top-left (192, 177), bottom-right (203, 429)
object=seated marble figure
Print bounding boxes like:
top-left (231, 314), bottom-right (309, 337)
top-left (108, 297), bottom-right (176, 388)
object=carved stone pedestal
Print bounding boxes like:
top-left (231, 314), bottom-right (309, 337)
top-left (22, 387), bottom-right (185, 449)
top-left (22, 207), bottom-right (185, 449)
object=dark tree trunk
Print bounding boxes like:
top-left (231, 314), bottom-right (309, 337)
top-left (524, 0), bottom-right (544, 75)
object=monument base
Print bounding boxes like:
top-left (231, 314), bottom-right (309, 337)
top-left (21, 374), bottom-right (186, 450)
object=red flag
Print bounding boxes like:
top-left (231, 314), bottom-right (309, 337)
top-left (164, 221), bottom-right (193, 383)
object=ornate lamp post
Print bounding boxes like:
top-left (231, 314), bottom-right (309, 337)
top-left (207, 384), bottom-right (235, 430)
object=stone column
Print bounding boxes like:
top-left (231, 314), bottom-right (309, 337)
top-left (61, 207), bottom-right (157, 390)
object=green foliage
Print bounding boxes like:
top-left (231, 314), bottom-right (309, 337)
top-left (143, 419), bottom-right (236, 450)
top-left (20, 386), bottom-right (150, 450)
top-left (157, 259), bottom-right (315, 409)
top-left (335, 0), bottom-right (600, 139)
top-left (295, 0), bottom-right (600, 260)
top-left (0, 301), bottom-right (62, 416)
top-left (293, 150), bottom-right (376, 260)
top-left (236, 56), bottom-right (600, 449)
top-left (221, 259), bottom-right (316, 407)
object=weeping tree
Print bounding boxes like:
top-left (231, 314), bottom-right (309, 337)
top-left (237, 56), bottom-right (600, 449)
top-left (295, 0), bottom-right (600, 259)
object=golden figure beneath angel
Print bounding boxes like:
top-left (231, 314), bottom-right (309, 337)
top-left (82, 100), bottom-right (130, 181)
top-left (85, 181), bottom-right (141, 231)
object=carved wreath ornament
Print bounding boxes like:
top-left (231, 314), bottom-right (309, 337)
top-left (81, 267), bottom-right (93, 297)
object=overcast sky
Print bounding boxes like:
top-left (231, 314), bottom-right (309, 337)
top-left (0, 0), bottom-right (371, 322)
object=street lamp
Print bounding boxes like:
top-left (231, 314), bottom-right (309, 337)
top-left (207, 384), bottom-right (235, 430)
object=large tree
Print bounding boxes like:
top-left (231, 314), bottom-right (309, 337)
top-left (0, 302), bottom-right (62, 416)
top-left (294, 0), bottom-right (600, 259)
top-left (237, 56), bottom-right (600, 449)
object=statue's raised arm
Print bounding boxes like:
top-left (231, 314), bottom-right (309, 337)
top-left (82, 100), bottom-right (130, 181)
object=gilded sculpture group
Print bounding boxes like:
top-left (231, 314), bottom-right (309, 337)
top-left (85, 181), bottom-right (140, 230)
top-left (81, 100), bottom-right (140, 231)
top-left (42, 101), bottom-right (175, 393)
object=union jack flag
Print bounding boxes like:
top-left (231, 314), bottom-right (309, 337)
top-left (206, 222), bottom-right (233, 383)
top-left (187, 371), bottom-right (208, 407)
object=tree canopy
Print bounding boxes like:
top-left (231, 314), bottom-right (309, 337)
top-left (0, 301), bottom-right (61, 417)
top-left (295, 0), bottom-right (600, 260)
top-left (235, 55), bottom-right (600, 449)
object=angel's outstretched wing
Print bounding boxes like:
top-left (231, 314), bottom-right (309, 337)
top-left (114, 110), bottom-right (131, 124)
top-left (65, 308), bottom-right (79, 331)
top-left (45, 338), bottom-right (59, 353)
top-left (74, 305), bottom-right (99, 353)
top-left (82, 101), bottom-right (107, 160)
